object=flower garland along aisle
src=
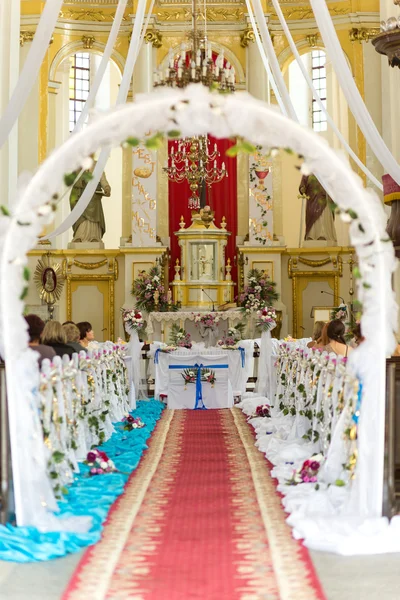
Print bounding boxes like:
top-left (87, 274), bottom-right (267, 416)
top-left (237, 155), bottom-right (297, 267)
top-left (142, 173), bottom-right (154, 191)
top-left (239, 342), bottom-right (364, 550)
top-left (254, 307), bottom-right (277, 399)
top-left (38, 344), bottom-right (130, 499)
top-left (194, 312), bottom-right (220, 348)
top-left (121, 308), bottom-right (145, 405)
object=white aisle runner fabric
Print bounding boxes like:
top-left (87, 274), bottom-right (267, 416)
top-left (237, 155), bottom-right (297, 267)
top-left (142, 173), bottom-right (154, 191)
top-left (167, 353), bottom-right (232, 410)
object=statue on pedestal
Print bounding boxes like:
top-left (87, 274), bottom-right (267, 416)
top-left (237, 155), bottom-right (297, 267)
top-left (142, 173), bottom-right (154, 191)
top-left (70, 164), bottom-right (111, 243)
top-left (299, 174), bottom-right (336, 243)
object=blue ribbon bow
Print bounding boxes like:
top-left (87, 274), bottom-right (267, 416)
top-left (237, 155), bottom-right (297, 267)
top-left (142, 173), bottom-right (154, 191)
top-left (238, 347), bottom-right (245, 368)
top-left (169, 363), bottom-right (228, 410)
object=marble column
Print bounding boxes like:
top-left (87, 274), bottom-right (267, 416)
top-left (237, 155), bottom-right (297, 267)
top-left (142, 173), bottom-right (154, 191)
top-left (0, 0), bottom-right (20, 207)
top-left (246, 33), bottom-right (270, 102)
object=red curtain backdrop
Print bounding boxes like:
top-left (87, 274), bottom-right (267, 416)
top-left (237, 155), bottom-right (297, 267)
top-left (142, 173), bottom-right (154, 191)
top-left (168, 137), bottom-right (238, 298)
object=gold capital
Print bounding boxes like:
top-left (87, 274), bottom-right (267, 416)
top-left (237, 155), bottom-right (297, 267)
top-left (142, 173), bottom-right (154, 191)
top-left (82, 35), bottom-right (96, 49)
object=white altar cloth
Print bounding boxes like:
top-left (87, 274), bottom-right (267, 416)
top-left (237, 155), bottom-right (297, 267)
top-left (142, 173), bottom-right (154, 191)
top-left (146, 310), bottom-right (243, 342)
top-left (153, 347), bottom-right (246, 401)
top-left (167, 353), bottom-right (232, 410)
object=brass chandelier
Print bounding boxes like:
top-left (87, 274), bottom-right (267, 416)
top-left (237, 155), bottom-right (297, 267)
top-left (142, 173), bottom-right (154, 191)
top-left (154, 0), bottom-right (234, 210)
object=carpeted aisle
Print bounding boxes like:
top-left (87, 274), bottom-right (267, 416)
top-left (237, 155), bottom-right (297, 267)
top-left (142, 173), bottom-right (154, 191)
top-left (63, 409), bottom-right (326, 600)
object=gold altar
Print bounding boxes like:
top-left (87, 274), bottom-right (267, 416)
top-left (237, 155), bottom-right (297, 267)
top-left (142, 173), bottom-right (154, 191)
top-left (172, 210), bottom-right (235, 309)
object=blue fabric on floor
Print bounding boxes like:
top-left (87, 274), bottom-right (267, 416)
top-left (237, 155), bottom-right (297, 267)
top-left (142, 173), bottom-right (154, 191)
top-left (0, 400), bottom-right (165, 563)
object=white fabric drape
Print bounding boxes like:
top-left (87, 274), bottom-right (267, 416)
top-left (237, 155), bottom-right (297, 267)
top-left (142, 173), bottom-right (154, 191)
top-left (0, 0), bottom-right (64, 148)
top-left (73, 0), bottom-right (129, 134)
top-left (127, 329), bottom-right (142, 406)
top-left (255, 328), bottom-right (274, 399)
top-left (309, 0), bottom-right (400, 185)
top-left (244, 0), bottom-right (287, 115)
top-left (269, 0), bottom-right (382, 192)
top-left (47, 0), bottom-right (153, 240)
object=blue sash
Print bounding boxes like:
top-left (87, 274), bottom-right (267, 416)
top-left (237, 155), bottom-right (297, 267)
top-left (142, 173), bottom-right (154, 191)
top-left (169, 363), bottom-right (228, 410)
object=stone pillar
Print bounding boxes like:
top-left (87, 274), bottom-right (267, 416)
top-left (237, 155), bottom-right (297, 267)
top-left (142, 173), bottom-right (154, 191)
top-left (132, 40), bottom-right (154, 97)
top-left (246, 32), bottom-right (270, 102)
top-left (18, 40), bottom-right (39, 174)
top-left (0, 0), bottom-right (20, 207)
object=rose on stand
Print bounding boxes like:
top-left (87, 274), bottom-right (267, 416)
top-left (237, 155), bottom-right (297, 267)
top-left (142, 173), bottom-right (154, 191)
top-left (256, 307), bottom-right (277, 332)
top-left (121, 308), bottom-right (145, 333)
top-left (85, 449), bottom-right (118, 476)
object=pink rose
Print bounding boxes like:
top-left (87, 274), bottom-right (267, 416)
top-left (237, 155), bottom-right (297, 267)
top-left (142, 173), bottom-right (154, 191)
top-left (90, 467), bottom-right (97, 475)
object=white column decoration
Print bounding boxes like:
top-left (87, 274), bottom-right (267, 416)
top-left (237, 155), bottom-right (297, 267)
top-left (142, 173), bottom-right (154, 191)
top-left (249, 152), bottom-right (273, 246)
top-left (131, 146), bottom-right (157, 246)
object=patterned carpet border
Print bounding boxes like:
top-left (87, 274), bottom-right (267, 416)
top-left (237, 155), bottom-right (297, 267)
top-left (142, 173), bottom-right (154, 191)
top-left (231, 408), bottom-right (326, 600)
top-left (63, 408), bottom-right (326, 600)
top-left (62, 409), bottom-right (175, 600)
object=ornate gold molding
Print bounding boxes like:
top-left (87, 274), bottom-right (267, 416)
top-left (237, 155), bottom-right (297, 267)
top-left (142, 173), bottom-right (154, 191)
top-left (73, 258), bottom-right (108, 270)
top-left (37, 238), bottom-right (52, 246)
top-left (306, 34), bottom-right (318, 48)
top-left (156, 7), bottom-right (246, 22)
top-left (298, 256), bottom-right (331, 268)
top-left (60, 10), bottom-right (107, 22)
top-left (240, 28), bottom-right (255, 48)
top-left (349, 28), bottom-right (380, 43)
top-left (276, 6), bottom-right (349, 20)
top-left (20, 31), bottom-right (34, 46)
top-left (81, 35), bottom-right (96, 49)
top-left (144, 30), bottom-right (163, 48)
top-left (288, 255), bottom-right (343, 276)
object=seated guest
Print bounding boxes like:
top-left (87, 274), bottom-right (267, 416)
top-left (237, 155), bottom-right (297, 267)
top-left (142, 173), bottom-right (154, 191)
top-left (63, 322), bottom-right (86, 353)
top-left (307, 320), bottom-right (325, 349)
top-left (324, 320), bottom-right (352, 357)
top-left (77, 321), bottom-right (95, 348)
top-left (41, 321), bottom-right (74, 358)
top-left (314, 322), bottom-right (329, 350)
top-left (25, 314), bottom-right (56, 366)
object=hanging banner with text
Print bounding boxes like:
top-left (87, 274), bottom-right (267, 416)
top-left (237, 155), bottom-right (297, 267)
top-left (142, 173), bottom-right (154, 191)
top-left (249, 151), bottom-right (273, 246)
top-left (131, 147), bottom-right (157, 246)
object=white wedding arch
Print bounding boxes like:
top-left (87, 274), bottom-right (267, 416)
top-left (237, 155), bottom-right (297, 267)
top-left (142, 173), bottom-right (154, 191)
top-left (0, 85), bottom-right (397, 547)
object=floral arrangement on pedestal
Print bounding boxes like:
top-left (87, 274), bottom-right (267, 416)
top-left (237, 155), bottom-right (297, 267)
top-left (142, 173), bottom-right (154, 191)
top-left (237, 268), bottom-right (279, 315)
top-left (286, 453), bottom-right (324, 485)
top-left (217, 324), bottom-right (244, 348)
top-left (85, 449), bottom-right (118, 476)
top-left (170, 324), bottom-right (192, 349)
top-left (256, 307), bottom-right (277, 332)
top-left (132, 265), bottom-right (180, 313)
top-left (121, 308), bottom-right (144, 332)
top-left (330, 303), bottom-right (348, 322)
top-left (122, 414), bottom-right (145, 431)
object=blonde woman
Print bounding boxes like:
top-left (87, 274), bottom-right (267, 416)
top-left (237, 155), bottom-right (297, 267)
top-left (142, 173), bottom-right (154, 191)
top-left (41, 321), bottom-right (74, 358)
top-left (63, 322), bottom-right (86, 353)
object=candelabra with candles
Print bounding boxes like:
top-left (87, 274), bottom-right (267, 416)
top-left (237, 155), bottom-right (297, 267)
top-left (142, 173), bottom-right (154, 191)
top-left (164, 136), bottom-right (227, 211)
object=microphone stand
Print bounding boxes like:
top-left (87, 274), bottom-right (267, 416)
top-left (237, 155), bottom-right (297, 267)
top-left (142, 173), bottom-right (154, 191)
top-left (321, 290), bottom-right (346, 305)
top-left (201, 288), bottom-right (215, 312)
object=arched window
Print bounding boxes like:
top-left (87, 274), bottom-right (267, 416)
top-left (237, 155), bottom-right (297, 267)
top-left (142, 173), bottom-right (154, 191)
top-left (288, 49), bottom-right (327, 133)
top-left (311, 50), bottom-right (327, 132)
top-left (69, 52), bottom-right (90, 132)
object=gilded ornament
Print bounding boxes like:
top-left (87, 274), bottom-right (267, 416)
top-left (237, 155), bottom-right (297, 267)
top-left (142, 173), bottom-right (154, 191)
top-left (349, 28), bottom-right (380, 43)
top-left (34, 254), bottom-right (65, 318)
top-left (144, 30), bottom-right (163, 49)
top-left (20, 31), bottom-right (34, 46)
top-left (81, 35), bottom-right (96, 50)
top-left (306, 34), bottom-right (318, 48)
top-left (240, 28), bottom-right (255, 48)
top-left (59, 10), bottom-right (106, 22)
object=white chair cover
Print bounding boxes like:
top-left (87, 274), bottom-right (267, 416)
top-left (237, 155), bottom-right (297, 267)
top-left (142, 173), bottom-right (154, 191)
top-left (167, 352), bottom-right (232, 410)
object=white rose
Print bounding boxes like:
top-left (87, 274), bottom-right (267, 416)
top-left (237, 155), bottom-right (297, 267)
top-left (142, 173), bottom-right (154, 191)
top-left (100, 461), bottom-right (108, 469)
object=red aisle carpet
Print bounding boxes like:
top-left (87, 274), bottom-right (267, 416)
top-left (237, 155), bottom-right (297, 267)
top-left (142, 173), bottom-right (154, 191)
top-left (63, 409), bottom-right (326, 600)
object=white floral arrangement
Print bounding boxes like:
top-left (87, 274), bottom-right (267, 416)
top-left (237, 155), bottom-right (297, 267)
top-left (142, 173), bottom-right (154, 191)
top-left (121, 308), bottom-right (144, 333)
top-left (256, 307), bottom-right (277, 332)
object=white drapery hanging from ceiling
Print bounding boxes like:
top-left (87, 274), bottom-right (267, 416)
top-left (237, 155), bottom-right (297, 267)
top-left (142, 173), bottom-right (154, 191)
top-left (72, 0), bottom-right (129, 134)
top-left (0, 0), bottom-right (64, 148)
top-left (309, 0), bottom-right (400, 185)
top-left (46, 0), bottom-right (153, 240)
top-left (269, 0), bottom-right (383, 191)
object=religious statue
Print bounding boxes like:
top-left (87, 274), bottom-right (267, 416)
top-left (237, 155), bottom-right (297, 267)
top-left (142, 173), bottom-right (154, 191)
top-left (70, 164), bottom-right (111, 243)
top-left (299, 174), bottom-right (336, 242)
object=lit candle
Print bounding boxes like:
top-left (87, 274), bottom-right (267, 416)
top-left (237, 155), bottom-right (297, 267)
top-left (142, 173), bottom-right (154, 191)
top-left (196, 49), bottom-right (201, 67)
top-left (222, 162), bottom-right (225, 171)
top-left (214, 160), bottom-right (217, 169)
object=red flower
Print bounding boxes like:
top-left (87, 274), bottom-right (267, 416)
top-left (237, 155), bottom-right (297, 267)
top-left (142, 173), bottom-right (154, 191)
top-left (127, 415), bottom-right (135, 423)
